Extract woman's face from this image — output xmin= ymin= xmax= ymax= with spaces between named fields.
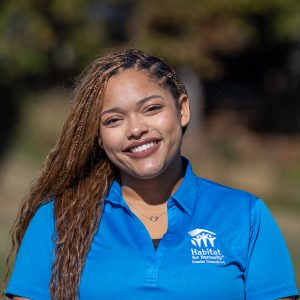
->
xmin=99 ymin=69 xmax=190 ymax=182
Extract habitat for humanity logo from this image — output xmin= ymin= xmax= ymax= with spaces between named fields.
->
xmin=188 ymin=228 xmax=225 ymax=265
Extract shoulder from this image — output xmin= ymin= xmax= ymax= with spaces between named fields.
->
xmin=15 ymin=200 xmax=56 ymax=266
xmin=191 ymin=175 xmax=270 ymax=231
xmin=197 ymin=176 xmax=259 ymax=208
xmin=30 ymin=200 xmax=55 ymax=225
xmin=34 ymin=200 xmax=55 ymax=218
xmin=5 ymin=201 xmax=55 ymax=299
xmin=194 ymin=176 xmax=283 ymax=237
xmin=22 ymin=200 xmax=55 ymax=243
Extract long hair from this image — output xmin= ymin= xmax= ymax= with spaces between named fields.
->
xmin=6 ymin=48 xmax=187 ymax=299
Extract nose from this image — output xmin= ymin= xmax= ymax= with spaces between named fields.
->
xmin=126 ymin=117 xmax=149 ymax=139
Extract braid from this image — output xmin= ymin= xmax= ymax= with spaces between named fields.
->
xmin=6 ymin=48 xmax=188 ymax=300
xmin=112 ymin=49 xmax=187 ymax=100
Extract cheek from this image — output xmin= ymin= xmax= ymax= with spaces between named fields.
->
xmin=99 ymin=128 xmax=120 ymax=151
xmin=156 ymin=113 xmax=182 ymax=134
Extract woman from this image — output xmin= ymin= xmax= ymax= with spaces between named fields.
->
xmin=5 ymin=49 xmax=299 ymax=299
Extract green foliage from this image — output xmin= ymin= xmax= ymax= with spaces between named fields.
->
xmin=0 ymin=0 xmax=115 ymax=83
xmin=1 ymin=0 xmax=300 ymax=84
xmin=129 ymin=0 xmax=300 ymax=78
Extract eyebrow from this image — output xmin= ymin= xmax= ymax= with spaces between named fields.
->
xmin=100 ymin=95 xmax=163 ymax=116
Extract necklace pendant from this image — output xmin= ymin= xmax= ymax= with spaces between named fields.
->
xmin=149 ymin=215 xmax=159 ymax=222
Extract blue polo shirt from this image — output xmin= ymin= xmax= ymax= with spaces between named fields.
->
xmin=5 ymin=159 xmax=299 ymax=299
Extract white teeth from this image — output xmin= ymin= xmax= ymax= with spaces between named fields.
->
xmin=130 ymin=141 xmax=157 ymax=153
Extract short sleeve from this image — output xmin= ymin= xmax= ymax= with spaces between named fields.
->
xmin=5 ymin=201 xmax=55 ymax=300
xmin=245 ymin=199 xmax=299 ymax=299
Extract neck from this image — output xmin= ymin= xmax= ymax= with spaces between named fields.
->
xmin=121 ymin=157 xmax=184 ymax=206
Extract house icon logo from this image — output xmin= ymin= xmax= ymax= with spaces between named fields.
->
xmin=188 ymin=228 xmax=216 ymax=248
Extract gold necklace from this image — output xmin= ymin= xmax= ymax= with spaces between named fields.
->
xmin=128 ymin=203 xmax=167 ymax=223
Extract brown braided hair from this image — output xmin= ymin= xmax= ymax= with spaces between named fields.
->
xmin=6 ymin=48 xmax=188 ymax=299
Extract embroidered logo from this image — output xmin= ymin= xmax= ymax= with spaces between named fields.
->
xmin=188 ymin=228 xmax=225 ymax=265
xmin=188 ymin=228 xmax=216 ymax=247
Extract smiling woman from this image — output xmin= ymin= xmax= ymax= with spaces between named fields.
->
xmin=4 ymin=49 xmax=299 ymax=300
xmin=100 ymin=69 xmax=189 ymax=182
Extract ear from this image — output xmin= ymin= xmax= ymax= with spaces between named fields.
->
xmin=178 ymin=94 xmax=190 ymax=128
xmin=98 ymin=138 xmax=103 ymax=149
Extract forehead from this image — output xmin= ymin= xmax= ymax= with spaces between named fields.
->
xmin=103 ymin=69 xmax=168 ymax=105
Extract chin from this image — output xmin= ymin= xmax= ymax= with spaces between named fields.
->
xmin=130 ymin=165 xmax=165 ymax=180
xmin=132 ymin=170 xmax=162 ymax=180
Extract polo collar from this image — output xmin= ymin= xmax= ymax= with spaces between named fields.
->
xmin=105 ymin=157 xmax=200 ymax=215
xmin=105 ymin=178 xmax=125 ymax=207
xmin=170 ymin=157 xmax=199 ymax=215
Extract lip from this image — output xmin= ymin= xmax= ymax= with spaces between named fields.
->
xmin=123 ymin=138 xmax=161 ymax=152
xmin=123 ymin=138 xmax=161 ymax=159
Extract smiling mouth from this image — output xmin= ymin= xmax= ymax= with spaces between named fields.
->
xmin=129 ymin=141 xmax=158 ymax=153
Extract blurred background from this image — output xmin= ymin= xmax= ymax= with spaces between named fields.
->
xmin=0 ymin=0 xmax=299 ymax=291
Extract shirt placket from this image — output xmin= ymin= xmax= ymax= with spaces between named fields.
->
xmin=124 ymin=198 xmax=188 ymax=287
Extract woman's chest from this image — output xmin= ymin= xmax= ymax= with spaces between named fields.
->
xmin=78 ymin=210 xmax=247 ymax=300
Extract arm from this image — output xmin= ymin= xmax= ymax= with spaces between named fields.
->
xmin=5 ymin=202 xmax=55 ymax=299
xmin=245 ymin=199 xmax=299 ymax=299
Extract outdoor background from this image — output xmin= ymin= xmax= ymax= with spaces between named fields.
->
xmin=0 ymin=0 xmax=299 ymax=293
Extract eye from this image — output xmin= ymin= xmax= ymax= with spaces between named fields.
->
xmin=144 ymin=104 xmax=163 ymax=114
xmin=103 ymin=117 xmax=122 ymax=127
